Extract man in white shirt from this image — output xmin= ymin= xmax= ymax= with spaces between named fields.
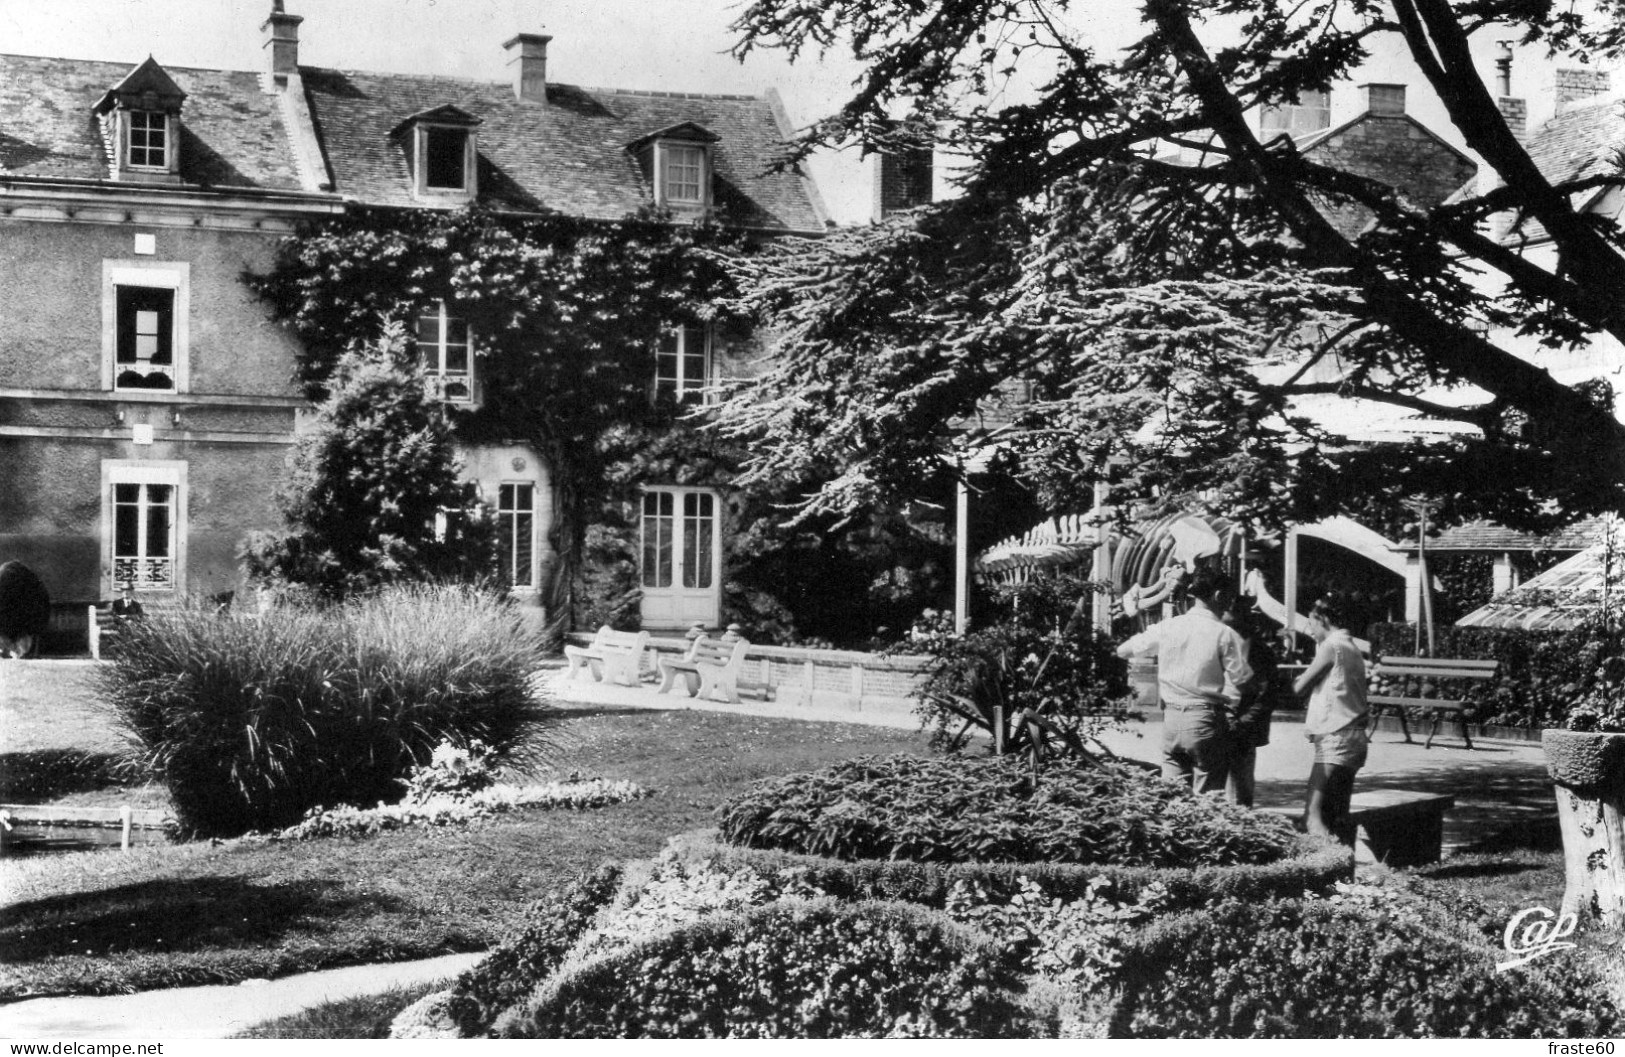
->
xmin=1116 ymin=569 xmax=1254 ymax=794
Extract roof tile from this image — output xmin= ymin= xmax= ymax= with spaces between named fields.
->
xmin=300 ymin=68 xmax=825 ymax=232
xmin=0 ymin=54 xmax=304 ymax=190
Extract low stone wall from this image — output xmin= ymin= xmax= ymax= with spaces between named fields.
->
xmin=565 ymin=631 xmax=932 ymax=711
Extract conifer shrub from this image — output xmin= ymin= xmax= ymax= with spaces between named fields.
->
xmin=1108 ymin=896 xmax=1622 ymax=1038
xmin=495 ymin=898 xmax=1051 ymax=1039
xmin=716 ymin=754 xmax=1298 ymax=867
xmin=99 ymin=583 xmax=548 ymax=837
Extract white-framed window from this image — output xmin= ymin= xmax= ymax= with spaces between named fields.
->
xmin=415 ymin=302 xmax=474 ymax=403
xmin=663 ymin=144 xmax=706 ymax=205
xmin=655 ymin=141 xmax=711 ymax=209
xmin=498 ymin=483 xmax=536 ymax=588
xmin=103 ymin=461 xmax=186 ymax=594
xmin=641 ymin=488 xmax=716 ymax=590
xmin=126 ymin=110 xmax=171 ymax=170
xmin=412 ymin=124 xmax=477 ymax=199
xmin=655 ymin=325 xmax=712 ymax=404
xmin=1261 ymin=88 xmax=1331 ymax=138
xmin=103 ymin=262 xmax=189 ymax=393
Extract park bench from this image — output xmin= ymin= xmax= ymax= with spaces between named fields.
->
xmin=1367 ymin=656 xmax=1499 ymax=750
xmin=657 ymin=634 xmax=750 ymax=704
xmin=1264 ymin=789 xmax=1455 ymax=866
xmin=562 ymin=626 xmax=650 ymax=688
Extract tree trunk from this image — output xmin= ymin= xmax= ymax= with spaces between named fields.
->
xmin=1544 ymin=729 xmax=1625 ymax=927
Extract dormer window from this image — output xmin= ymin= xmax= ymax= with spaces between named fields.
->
xmin=393 ymin=105 xmax=481 ymax=202
xmin=93 ymin=57 xmax=186 ymax=182
xmin=415 ymin=301 xmax=474 ymax=404
xmin=1260 ymin=88 xmax=1331 ymax=138
xmin=663 ymin=145 xmax=706 ymax=205
xmin=628 ymin=122 xmax=719 ymax=212
xmin=126 ymin=110 xmax=171 ymax=170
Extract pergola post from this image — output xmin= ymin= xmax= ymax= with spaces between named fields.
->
xmin=954 ymin=470 xmax=969 ymax=636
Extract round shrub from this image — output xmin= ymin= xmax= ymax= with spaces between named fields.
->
xmin=0 ymin=560 xmax=50 ymax=657
xmin=495 ymin=898 xmax=1052 ymax=1039
xmin=717 ymin=754 xmax=1298 ymax=867
xmin=1109 ymin=897 xmax=1622 ymax=1038
xmin=98 ymin=583 xmax=549 ymax=837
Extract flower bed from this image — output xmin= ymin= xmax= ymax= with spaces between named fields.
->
xmin=273 ymin=778 xmax=652 ymax=840
xmin=716 ymin=753 xmax=1299 ymax=867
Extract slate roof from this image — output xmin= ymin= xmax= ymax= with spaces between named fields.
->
xmin=1457 ymin=526 xmax=1622 ymax=630
xmin=1390 ymin=515 xmax=1612 ymax=553
xmin=1492 ymin=95 xmax=1625 ymax=243
xmin=298 ymin=67 xmax=827 ymax=233
xmin=0 ymin=54 xmax=305 ymax=191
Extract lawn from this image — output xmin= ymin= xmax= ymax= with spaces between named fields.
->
xmin=1 ymin=658 xmax=1604 ymax=1036
xmin=0 ymin=695 xmax=930 ymax=999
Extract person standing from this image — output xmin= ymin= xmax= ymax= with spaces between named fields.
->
xmin=1222 ymin=600 xmax=1279 ymax=808
xmin=1293 ymin=593 xmax=1369 ymax=839
xmin=1116 ymin=570 xmax=1253 ymax=794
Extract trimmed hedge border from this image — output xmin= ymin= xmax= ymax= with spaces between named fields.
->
xmin=493 ymin=897 xmax=1052 ymax=1039
xmin=669 ymin=829 xmax=1351 ymax=912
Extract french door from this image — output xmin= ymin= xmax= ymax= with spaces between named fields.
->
xmin=639 ymin=486 xmax=721 ymax=629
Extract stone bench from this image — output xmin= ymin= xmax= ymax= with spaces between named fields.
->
xmin=1264 ymin=788 xmax=1454 ymax=867
xmin=562 ymin=626 xmax=650 ymax=688
xmin=657 ymin=634 xmax=750 ymax=704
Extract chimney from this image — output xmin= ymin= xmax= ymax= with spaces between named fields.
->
xmin=504 ymin=34 xmax=551 ymax=104
xmin=1496 ymin=40 xmax=1514 ymax=97
xmin=1498 ymin=97 xmax=1527 ymax=144
xmin=1360 ymin=83 xmax=1406 ymax=116
xmin=1556 ymin=67 xmax=1612 ymax=112
xmin=261 ymin=1 xmax=302 ymax=79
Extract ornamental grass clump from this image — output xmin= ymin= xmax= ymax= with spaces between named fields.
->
xmin=717 ymin=754 xmax=1296 ymax=867
xmin=98 ymin=583 xmax=549 ymax=837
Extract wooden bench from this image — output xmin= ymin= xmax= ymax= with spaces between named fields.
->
xmin=657 ymin=634 xmax=750 ymax=704
xmin=1263 ymin=789 xmax=1455 ymax=867
xmin=1367 ymin=656 xmax=1499 ymax=750
xmin=562 ymin=626 xmax=650 ymax=688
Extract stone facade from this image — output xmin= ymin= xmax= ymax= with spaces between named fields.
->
xmin=0 ymin=3 xmax=827 ymax=640
xmin=1302 ymin=89 xmax=1478 ymax=240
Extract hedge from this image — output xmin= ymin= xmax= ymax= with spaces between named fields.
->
xmin=494 ymin=898 xmax=1052 ymax=1039
xmin=1368 ymin=622 xmax=1601 ymax=730
xmin=668 ymin=829 xmax=1350 ymax=913
xmin=391 ymin=863 xmax=624 ymax=1039
xmin=1108 ymin=897 xmax=1621 ymax=1038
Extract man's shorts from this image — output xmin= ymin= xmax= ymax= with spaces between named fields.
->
xmin=1310 ymin=726 xmax=1369 ymax=770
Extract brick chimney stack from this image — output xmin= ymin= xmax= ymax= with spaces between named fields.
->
xmin=504 ymin=34 xmax=551 ymax=104
xmin=1493 ymin=43 xmax=1526 ymax=145
xmin=1556 ymin=68 xmax=1612 ymax=112
xmin=262 ymin=1 xmax=302 ymax=79
xmin=1361 ymin=83 xmax=1406 ymax=116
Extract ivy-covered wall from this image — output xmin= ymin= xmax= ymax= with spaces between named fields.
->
xmin=246 ymin=206 xmax=983 ymax=647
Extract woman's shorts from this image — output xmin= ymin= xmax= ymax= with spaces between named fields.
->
xmin=1311 ymin=726 xmax=1369 ymax=770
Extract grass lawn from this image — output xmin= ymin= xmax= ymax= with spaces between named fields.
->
xmin=0 ymin=702 xmax=930 ymax=999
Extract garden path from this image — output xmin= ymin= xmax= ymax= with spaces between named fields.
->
xmin=543 ymin=669 xmax=1558 ymax=858
xmin=0 ymin=952 xmax=480 ymax=1039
